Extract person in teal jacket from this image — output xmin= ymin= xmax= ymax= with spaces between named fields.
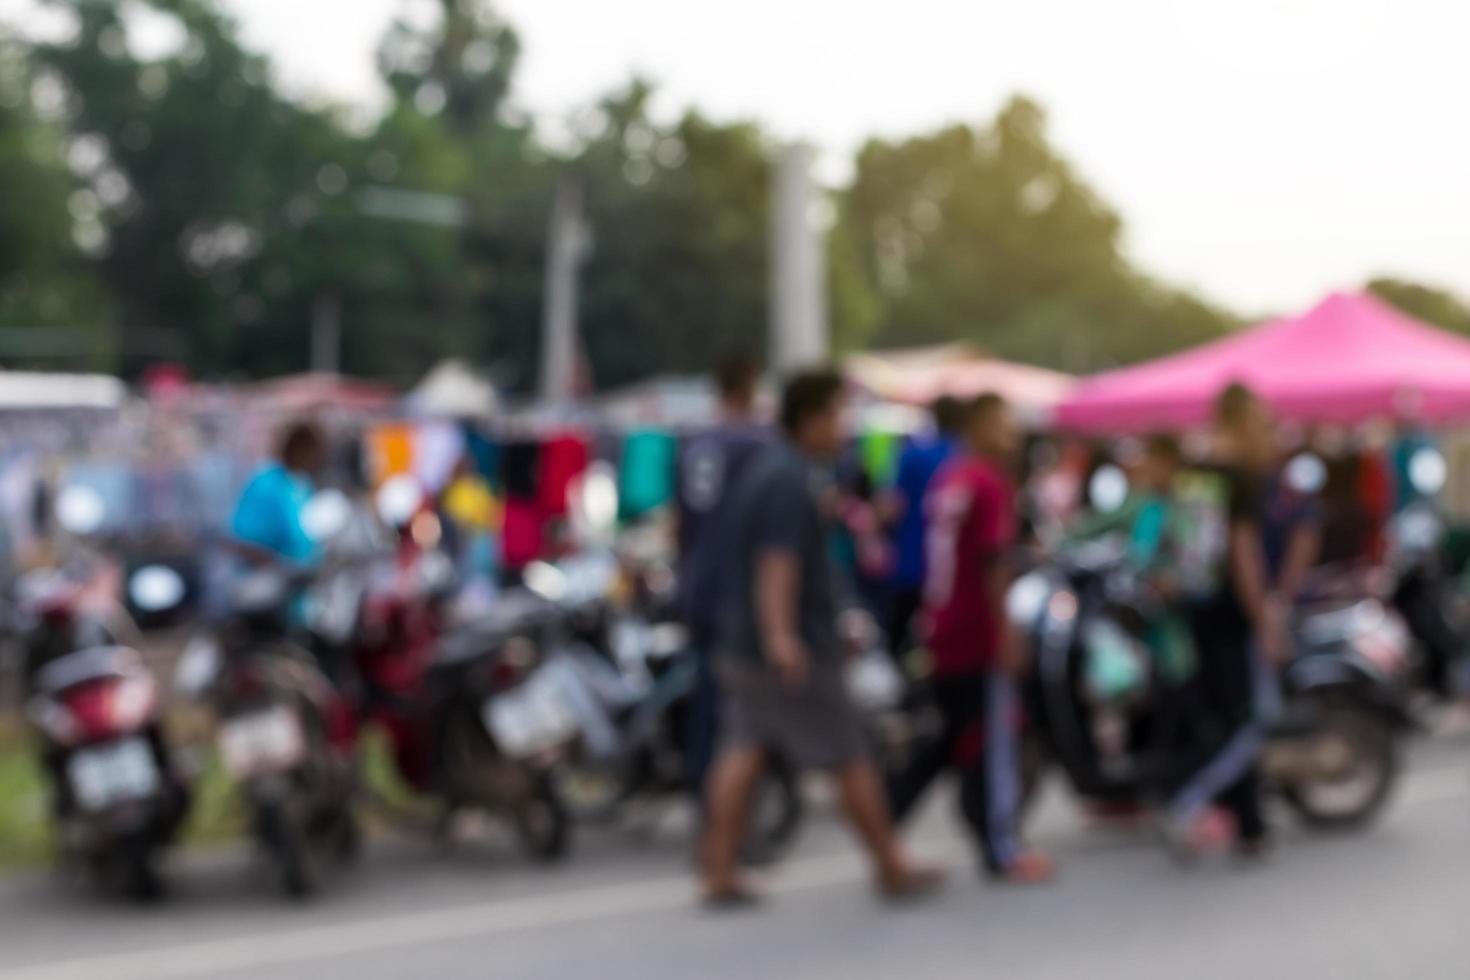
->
xmin=1069 ymin=434 xmax=1194 ymax=684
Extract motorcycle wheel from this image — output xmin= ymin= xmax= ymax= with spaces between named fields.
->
xmin=119 ymin=848 xmax=165 ymax=903
xmin=514 ymin=776 xmax=571 ymax=863
xmin=746 ymin=756 xmax=803 ymax=857
xmin=257 ymin=798 xmax=319 ymax=899
xmin=1280 ymin=693 xmax=1400 ymax=830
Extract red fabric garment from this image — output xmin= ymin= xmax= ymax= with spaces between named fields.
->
xmin=538 ymin=432 xmax=591 ymax=518
xmin=922 ymin=456 xmax=1016 ymax=675
xmin=501 ymin=497 xmax=544 ymax=569
xmin=1358 ymin=450 xmax=1392 ymax=564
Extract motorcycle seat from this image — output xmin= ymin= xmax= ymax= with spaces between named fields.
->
xmin=36 ymin=645 xmax=145 ymax=694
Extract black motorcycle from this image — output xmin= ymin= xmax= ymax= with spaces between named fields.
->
xmin=527 ymin=553 xmax=805 ymax=857
xmin=1011 ymin=541 xmax=1410 ymax=829
xmin=180 ymin=565 xmax=359 ymax=898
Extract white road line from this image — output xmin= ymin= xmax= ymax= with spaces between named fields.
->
xmin=4 ymin=764 xmax=1465 ymax=980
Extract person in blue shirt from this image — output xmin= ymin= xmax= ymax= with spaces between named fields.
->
xmin=231 ymin=422 xmax=327 ymax=567
xmin=675 ymin=357 xmax=768 ymax=806
xmin=883 ymin=396 xmax=964 ymax=658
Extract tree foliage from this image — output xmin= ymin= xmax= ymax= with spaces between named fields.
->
xmin=1369 ymin=277 xmax=1470 ymax=336
xmin=840 ymin=96 xmax=1236 ymax=371
xmin=2 ymin=2 xmax=1241 ymax=387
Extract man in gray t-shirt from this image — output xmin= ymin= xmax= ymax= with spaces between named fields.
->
xmin=700 ymin=369 xmax=942 ymax=908
xmin=715 ymin=442 xmax=841 ymax=670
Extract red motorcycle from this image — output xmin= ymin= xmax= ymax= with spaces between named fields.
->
xmin=16 ymin=567 xmax=189 ymax=900
xmin=350 ymin=483 xmax=573 ymax=861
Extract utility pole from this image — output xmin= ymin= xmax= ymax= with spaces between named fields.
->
xmin=770 ymin=143 xmax=829 ymax=373
xmin=311 ymin=293 xmax=341 ymax=375
xmin=540 ymin=178 xmax=591 ymax=403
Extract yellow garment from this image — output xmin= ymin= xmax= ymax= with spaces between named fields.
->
xmin=443 ymin=475 xmax=501 ymax=532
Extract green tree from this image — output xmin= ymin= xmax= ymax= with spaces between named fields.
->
xmin=840 ymin=96 xmax=1234 ymax=371
xmin=569 ymin=80 xmax=773 ymax=390
xmin=0 ymin=38 xmax=110 ymax=365
xmin=1368 ymin=277 xmax=1470 ymax=336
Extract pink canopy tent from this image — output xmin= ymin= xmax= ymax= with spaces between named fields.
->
xmin=1056 ymin=292 xmax=1470 ymax=432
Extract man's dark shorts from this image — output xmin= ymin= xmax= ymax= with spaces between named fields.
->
xmin=716 ymin=657 xmax=868 ymax=772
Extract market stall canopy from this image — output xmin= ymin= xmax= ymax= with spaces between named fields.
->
xmin=407 ymin=359 xmax=500 ymax=419
xmin=0 ymin=371 xmax=126 ymax=411
xmin=243 ymin=373 xmax=395 ymax=416
xmin=846 ymin=343 xmax=1075 ymax=417
xmin=1056 ymin=292 xmax=1470 ymax=432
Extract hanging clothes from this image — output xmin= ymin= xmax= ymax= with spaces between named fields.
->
xmin=501 ymin=439 xmax=542 ymax=501
xmin=539 ymin=432 xmax=591 ymax=519
xmin=367 ymin=424 xmax=415 ymax=486
xmin=501 ymin=497 xmax=543 ymax=570
xmin=619 ymin=428 xmax=676 ymax=520
xmin=413 ymin=421 xmax=465 ymax=495
xmin=500 ymin=439 xmax=544 ymax=570
xmin=462 ymin=425 xmax=502 ymax=492
xmin=859 ymin=429 xmax=905 ymax=488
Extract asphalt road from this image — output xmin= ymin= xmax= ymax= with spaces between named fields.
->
xmin=2 ymin=737 xmax=1469 ymax=980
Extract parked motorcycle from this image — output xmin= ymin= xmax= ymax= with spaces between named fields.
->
xmin=524 ymin=550 xmax=807 ymax=857
xmin=1386 ymin=446 xmax=1470 ymax=703
xmin=349 ymin=475 xmax=575 ymax=861
xmin=176 ymin=488 xmax=365 ymax=900
xmin=1010 ymin=533 xmax=1411 ymax=830
xmin=14 ymin=485 xmax=190 ymax=899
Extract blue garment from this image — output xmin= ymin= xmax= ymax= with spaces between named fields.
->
xmin=230 ymin=464 xmax=318 ymax=563
xmin=889 ymin=435 xmax=956 ymax=589
xmin=676 ymin=423 xmax=768 ymax=628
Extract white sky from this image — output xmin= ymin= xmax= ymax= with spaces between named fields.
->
xmin=4 ymin=0 xmax=1468 ymax=315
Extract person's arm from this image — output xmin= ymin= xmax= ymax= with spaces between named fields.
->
xmin=750 ymin=470 xmax=812 ymax=687
xmin=1277 ymin=523 xmax=1321 ymax=601
xmin=755 ymin=548 xmax=808 ymax=687
xmin=1228 ymin=518 xmax=1286 ymax=664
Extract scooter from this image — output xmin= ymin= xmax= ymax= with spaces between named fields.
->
xmin=14 ymin=485 xmax=191 ymax=899
xmin=349 ymin=476 xmax=574 ymax=861
xmin=524 ymin=550 xmax=807 ymax=857
xmin=1386 ymin=446 xmax=1470 ymax=703
xmin=1010 ymin=536 xmax=1411 ymax=830
xmin=178 ymin=560 xmax=360 ymax=899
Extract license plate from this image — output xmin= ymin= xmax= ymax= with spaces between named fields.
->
xmin=68 ymin=738 xmax=161 ymax=813
xmin=220 ymin=706 xmax=307 ymax=778
xmin=484 ymin=665 xmax=580 ymax=758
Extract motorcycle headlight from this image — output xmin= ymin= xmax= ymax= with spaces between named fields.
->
xmin=129 ymin=564 xmax=186 ymax=613
xmin=175 ymin=635 xmax=223 ymax=698
xmin=1005 ymin=573 xmax=1052 ymax=627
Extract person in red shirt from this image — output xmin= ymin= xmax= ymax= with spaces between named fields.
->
xmin=888 ymin=393 xmax=1054 ymax=883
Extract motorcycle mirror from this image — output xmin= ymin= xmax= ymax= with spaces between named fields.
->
xmin=174 ymin=634 xmax=222 ymax=697
xmin=55 ymin=484 xmax=107 ymax=536
xmin=1088 ymin=464 xmax=1129 ymax=514
xmin=523 ymin=561 xmax=568 ymax=602
xmin=1284 ymin=453 xmax=1327 ymax=495
xmin=1409 ymin=447 xmax=1447 ymax=496
xmin=301 ymin=488 xmax=352 ymax=543
xmin=376 ymin=475 xmax=423 ymax=529
xmin=1006 ymin=572 xmax=1051 ymax=626
xmin=129 ymin=564 xmax=186 ymax=613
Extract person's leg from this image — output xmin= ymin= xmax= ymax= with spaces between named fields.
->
xmin=886 ymin=676 xmax=967 ymax=824
xmin=835 ymin=758 xmax=944 ymax=896
xmin=1164 ymin=609 xmax=1263 ymax=850
xmin=685 ymin=628 xmax=720 ymax=807
xmin=700 ymin=747 xmax=767 ymax=899
xmin=886 ymin=586 xmax=922 ymax=662
xmin=958 ymin=672 xmax=1053 ymax=880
